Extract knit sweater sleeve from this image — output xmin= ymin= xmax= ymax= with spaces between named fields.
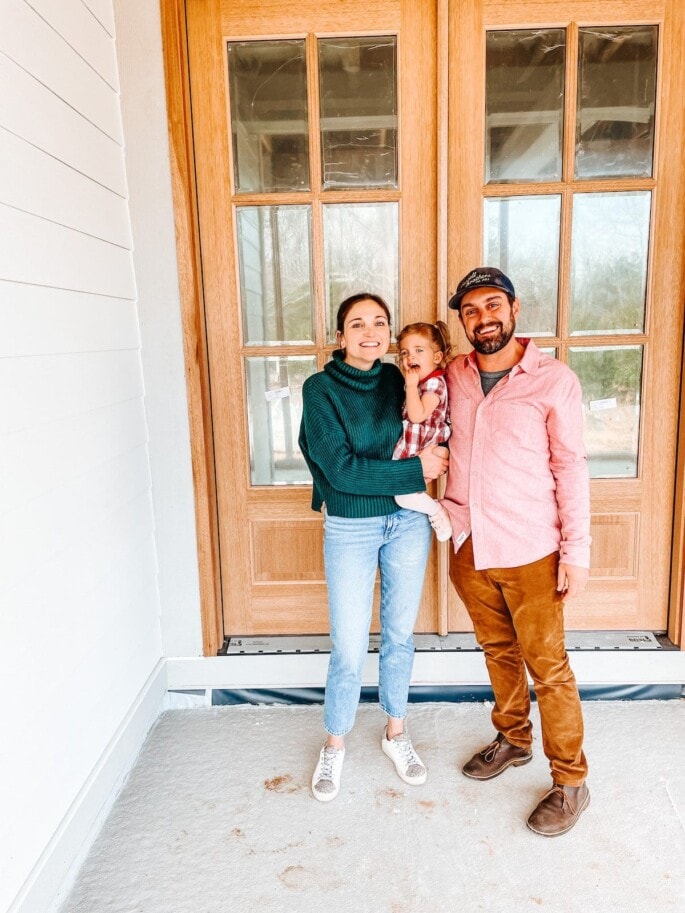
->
xmin=300 ymin=375 xmax=426 ymax=497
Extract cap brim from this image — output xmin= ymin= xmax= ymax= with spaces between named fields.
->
xmin=447 ymin=292 xmax=461 ymax=310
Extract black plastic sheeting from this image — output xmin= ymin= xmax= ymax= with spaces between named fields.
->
xmin=211 ymin=682 xmax=684 ymax=706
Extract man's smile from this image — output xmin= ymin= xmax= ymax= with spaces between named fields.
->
xmin=475 ymin=322 xmax=502 ymax=337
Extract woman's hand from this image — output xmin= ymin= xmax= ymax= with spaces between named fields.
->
xmin=418 ymin=445 xmax=449 ymax=481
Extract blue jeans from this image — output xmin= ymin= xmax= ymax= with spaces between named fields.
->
xmin=322 ymin=509 xmax=432 ymax=736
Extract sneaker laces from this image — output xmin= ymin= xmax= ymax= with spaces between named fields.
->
xmin=317 ymin=746 xmax=341 ymax=783
xmin=392 ymin=733 xmax=424 ymax=772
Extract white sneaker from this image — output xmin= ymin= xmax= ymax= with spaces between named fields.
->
xmin=382 ymin=728 xmax=427 ymax=785
xmin=429 ymin=506 xmax=452 ymax=542
xmin=311 ymin=744 xmax=345 ymax=802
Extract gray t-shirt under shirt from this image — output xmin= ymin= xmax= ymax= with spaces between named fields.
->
xmin=479 ymin=367 xmax=512 ymax=396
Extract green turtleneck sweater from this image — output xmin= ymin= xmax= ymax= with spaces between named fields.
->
xmin=299 ymin=350 xmax=426 ymax=517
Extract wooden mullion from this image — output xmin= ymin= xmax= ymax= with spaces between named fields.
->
xmin=304 ymin=33 xmax=327 ymax=351
xmin=556 ymin=21 xmax=579 ymax=355
xmin=319 ymin=189 xmax=402 ymax=203
xmin=306 ymin=32 xmax=323 ymax=196
xmin=233 ymin=192 xmax=315 ymax=206
xmin=483 ymin=178 xmax=656 ymax=199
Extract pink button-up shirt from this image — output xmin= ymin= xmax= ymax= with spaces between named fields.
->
xmin=443 ymin=339 xmax=591 ymax=570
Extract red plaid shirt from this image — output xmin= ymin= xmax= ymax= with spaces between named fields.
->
xmin=392 ymin=370 xmax=450 ymax=460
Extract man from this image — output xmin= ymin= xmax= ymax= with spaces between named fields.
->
xmin=443 ymin=267 xmax=591 ymax=837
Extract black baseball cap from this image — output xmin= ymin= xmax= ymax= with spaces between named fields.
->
xmin=448 ymin=267 xmax=516 ymax=311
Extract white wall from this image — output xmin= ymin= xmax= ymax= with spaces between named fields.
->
xmin=0 ymin=1 xmax=164 ymax=910
xmin=113 ymin=0 xmax=204 ymax=658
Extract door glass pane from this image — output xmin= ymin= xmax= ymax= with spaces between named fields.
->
xmin=570 ymin=192 xmax=650 ymax=335
xmin=319 ymin=36 xmax=397 ymax=190
xmin=237 ymin=206 xmax=314 ymax=345
xmin=323 ymin=203 xmax=399 ymax=341
xmin=569 ymin=345 xmax=642 ymax=478
xmin=485 ymin=29 xmax=565 ymax=183
xmin=575 ymin=26 xmax=658 ymax=180
xmin=228 ymin=40 xmax=309 ymax=193
xmin=246 ymin=356 xmax=316 ymax=485
xmin=318 ymin=37 xmax=397 ymax=189
xmin=483 ymin=195 xmax=561 ymax=335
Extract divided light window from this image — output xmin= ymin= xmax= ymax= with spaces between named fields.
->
xmin=483 ymin=25 xmax=658 ymax=478
xmin=226 ymin=37 xmax=399 ymax=485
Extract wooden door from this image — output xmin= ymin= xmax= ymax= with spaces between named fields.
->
xmin=447 ymin=0 xmax=685 ymax=631
xmin=185 ymin=0 xmax=441 ymax=635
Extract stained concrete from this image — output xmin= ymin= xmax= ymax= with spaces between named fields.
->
xmin=60 ymin=700 xmax=685 ymax=913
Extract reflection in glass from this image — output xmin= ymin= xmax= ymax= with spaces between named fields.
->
xmin=324 ymin=203 xmax=399 ymax=341
xmin=570 ymin=192 xmax=650 ymax=335
xmin=483 ymin=195 xmax=561 ymax=335
xmin=228 ymin=40 xmax=309 ymax=192
xmin=576 ymin=26 xmax=657 ymax=180
xmin=318 ymin=37 xmax=397 ymax=189
xmin=237 ymin=206 xmax=314 ymax=345
xmin=485 ymin=29 xmax=565 ymax=183
xmin=246 ymin=356 xmax=317 ymax=485
xmin=569 ymin=346 xmax=642 ymax=478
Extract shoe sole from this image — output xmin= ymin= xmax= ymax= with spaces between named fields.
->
xmin=382 ymin=741 xmax=427 ymax=786
xmin=526 ymin=790 xmax=591 ymax=837
xmin=461 ymin=752 xmax=533 ymax=780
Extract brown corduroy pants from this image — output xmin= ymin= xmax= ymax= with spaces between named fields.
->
xmin=450 ymin=535 xmax=588 ymax=785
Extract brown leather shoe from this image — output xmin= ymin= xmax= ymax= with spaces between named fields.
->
xmin=462 ymin=732 xmax=533 ymax=780
xmin=527 ymin=782 xmax=590 ymax=836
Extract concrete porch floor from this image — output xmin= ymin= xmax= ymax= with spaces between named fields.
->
xmin=60 ymin=699 xmax=685 ymax=913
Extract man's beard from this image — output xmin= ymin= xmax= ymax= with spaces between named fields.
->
xmin=467 ymin=316 xmax=516 ymax=355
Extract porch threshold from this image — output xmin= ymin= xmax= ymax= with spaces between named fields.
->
xmin=221 ymin=630 xmax=666 ymax=655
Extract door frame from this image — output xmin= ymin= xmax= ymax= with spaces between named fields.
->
xmin=159 ymin=0 xmax=685 ymax=655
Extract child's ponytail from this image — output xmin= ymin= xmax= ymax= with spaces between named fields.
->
xmin=434 ymin=320 xmax=454 ymax=368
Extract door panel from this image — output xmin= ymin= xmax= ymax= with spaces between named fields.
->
xmin=447 ymin=0 xmax=685 ymax=631
xmin=186 ymin=0 xmax=439 ymax=634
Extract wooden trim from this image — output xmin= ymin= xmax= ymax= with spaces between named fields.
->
xmin=672 ymin=355 xmax=685 ymax=645
xmin=160 ymin=0 xmax=223 ymax=655
xmin=665 ymin=0 xmax=685 ymax=646
xmin=436 ymin=0 xmax=449 ymax=636
xmin=447 ymin=0 xmax=483 ymax=356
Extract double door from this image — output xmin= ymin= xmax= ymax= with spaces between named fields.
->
xmin=181 ymin=0 xmax=685 ymax=641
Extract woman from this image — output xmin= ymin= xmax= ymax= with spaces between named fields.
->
xmin=298 ymin=293 xmax=448 ymax=802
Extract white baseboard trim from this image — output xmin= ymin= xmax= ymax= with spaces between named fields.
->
xmin=166 ymin=649 xmax=685 ymax=691
xmin=9 ymin=659 xmax=167 ymax=913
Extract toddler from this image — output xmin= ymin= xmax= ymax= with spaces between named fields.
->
xmin=393 ymin=321 xmax=453 ymax=541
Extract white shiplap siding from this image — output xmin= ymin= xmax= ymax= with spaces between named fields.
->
xmin=0 ymin=52 xmax=127 ymax=193
xmin=0 ymin=2 xmax=163 ymax=911
xmin=3 ymin=0 xmax=124 ymax=141
xmin=24 ymin=0 xmax=121 ymax=90
xmin=81 ymin=0 xmax=116 ymax=38
xmin=0 ymin=128 xmax=131 ymax=244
